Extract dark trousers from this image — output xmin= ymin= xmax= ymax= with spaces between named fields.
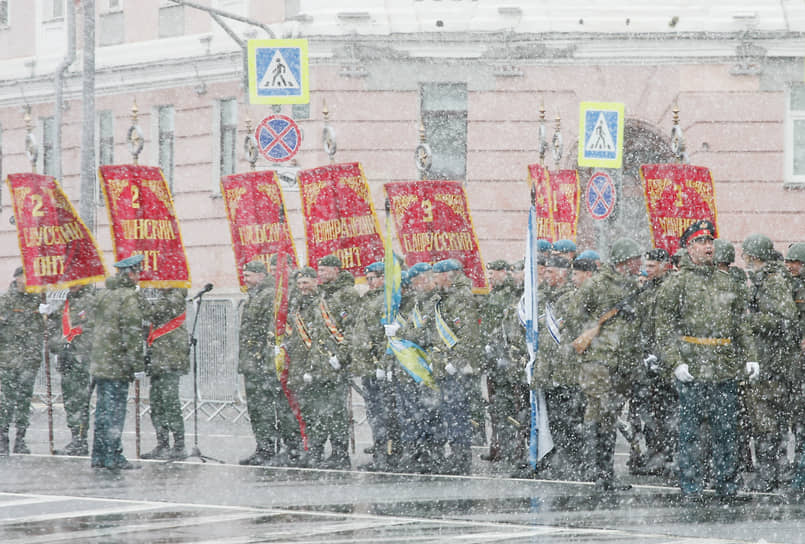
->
xmin=243 ymin=370 xmax=293 ymax=453
xmin=677 ymin=380 xmax=739 ymax=496
xmin=91 ymin=379 xmax=129 ymax=468
xmin=440 ymin=375 xmax=471 ymax=450
xmin=60 ymin=358 xmax=91 ymax=436
xmin=0 ymin=366 xmax=38 ymax=433
xmin=149 ymin=372 xmax=184 ymax=437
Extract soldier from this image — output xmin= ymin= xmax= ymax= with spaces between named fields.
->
xmin=351 ymin=261 xmax=397 ymax=471
xmin=569 ymin=238 xmax=642 ymax=493
xmin=140 ymin=288 xmax=190 ymax=460
xmin=51 ymin=284 xmax=97 ymax=456
xmin=787 ymin=243 xmax=805 ymax=499
xmin=553 ymin=239 xmax=577 ymax=261
xmin=90 ymin=255 xmax=146 ymax=470
xmin=429 ymin=258 xmax=481 ymax=475
xmin=0 ymin=267 xmax=46 ymax=455
xmin=238 ymin=260 xmax=293 ymax=466
xmin=654 ymin=221 xmax=758 ymax=502
xmin=742 ymin=233 xmax=800 ymax=492
xmin=479 ymin=259 xmax=517 ymax=463
xmin=314 ymin=254 xmax=360 ymax=469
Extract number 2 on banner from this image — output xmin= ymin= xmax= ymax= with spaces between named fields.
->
xmin=30 ymin=194 xmax=44 ymax=217
xmin=131 ymin=185 xmax=140 ymax=209
xmin=422 ymin=199 xmax=433 ymax=222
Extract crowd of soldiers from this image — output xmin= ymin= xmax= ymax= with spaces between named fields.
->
xmin=2 ymin=221 xmax=805 ymax=504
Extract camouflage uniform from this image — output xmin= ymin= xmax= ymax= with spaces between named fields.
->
xmin=0 ymin=277 xmax=45 ymax=454
xmin=142 ymin=288 xmax=189 ymax=459
xmin=51 ymin=285 xmax=97 ymax=456
xmin=90 ymin=271 xmax=145 ymax=469
xmin=655 ymin=255 xmax=757 ymax=498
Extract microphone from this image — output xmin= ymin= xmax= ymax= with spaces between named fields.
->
xmin=189 ymin=283 xmax=213 ymax=301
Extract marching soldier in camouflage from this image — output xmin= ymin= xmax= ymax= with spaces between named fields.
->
xmin=429 ymin=258 xmax=481 ymax=475
xmin=479 ymin=259 xmax=518 ymax=463
xmin=313 ymin=254 xmax=361 ymax=469
xmin=0 ymin=267 xmax=46 ymax=455
xmin=654 ymin=221 xmax=758 ymax=502
xmin=785 ymin=242 xmax=805 ymax=498
xmin=90 ymin=255 xmax=146 ymax=470
xmin=140 ymin=288 xmax=190 ymax=460
xmin=568 ymin=238 xmax=643 ymax=492
xmin=741 ymin=233 xmax=800 ymax=492
xmin=238 ymin=260 xmax=293 ymax=466
xmin=351 ymin=261 xmax=398 ymax=471
xmin=51 ymin=284 xmax=97 ymax=456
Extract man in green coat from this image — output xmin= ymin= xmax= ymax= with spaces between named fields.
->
xmin=786 ymin=242 xmax=805 ymax=498
xmin=0 ymin=267 xmax=45 ymax=455
xmin=742 ymin=233 xmax=800 ymax=492
xmin=654 ymin=221 xmax=758 ymax=502
xmin=140 ymin=288 xmax=189 ymax=460
xmin=90 ymin=255 xmax=146 ymax=470
xmin=51 ymin=284 xmax=97 ymax=456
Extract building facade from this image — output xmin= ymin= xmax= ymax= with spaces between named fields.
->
xmin=2 ymin=0 xmax=805 ymax=291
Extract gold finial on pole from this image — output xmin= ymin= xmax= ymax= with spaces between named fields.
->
xmin=244 ymin=118 xmax=258 ymax=171
xmin=127 ymin=99 xmax=144 ymax=165
xmin=670 ymin=103 xmax=686 ymax=164
xmin=415 ymin=120 xmax=432 ymax=181
xmin=322 ymin=99 xmax=337 ymax=164
xmin=538 ymin=101 xmax=547 ymax=166
xmin=23 ymin=105 xmax=38 ymax=173
xmin=552 ymin=113 xmax=563 ymax=166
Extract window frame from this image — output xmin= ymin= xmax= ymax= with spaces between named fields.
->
xmin=785 ymin=84 xmax=805 ymax=187
xmin=156 ymin=105 xmax=176 ymax=192
xmin=420 ymin=82 xmax=468 ymax=181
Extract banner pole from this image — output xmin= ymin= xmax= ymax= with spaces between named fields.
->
xmin=41 ymin=294 xmax=54 ymax=455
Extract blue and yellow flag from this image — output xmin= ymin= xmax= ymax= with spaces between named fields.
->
xmin=434 ymin=300 xmax=458 ymax=349
xmin=388 ymin=338 xmax=436 ymax=389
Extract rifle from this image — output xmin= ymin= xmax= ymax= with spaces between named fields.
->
xmin=571 ymin=283 xmax=648 ymax=355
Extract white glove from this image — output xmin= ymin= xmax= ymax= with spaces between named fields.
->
xmin=303 ymin=372 xmax=312 ymax=384
xmin=274 ymin=345 xmax=282 ymax=356
xmin=674 ymin=364 xmax=694 ymax=383
xmin=643 ymin=354 xmax=659 ymax=371
xmin=328 ymin=355 xmax=341 ymax=370
xmin=445 ymin=363 xmax=457 ymax=376
xmin=384 ymin=322 xmax=401 ymax=337
xmin=386 ymin=369 xmax=393 ymax=382
xmin=484 ymin=344 xmax=493 ymax=355
xmin=38 ymin=303 xmax=51 ymax=315
xmin=375 ymin=368 xmax=386 ymax=381
xmin=745 ymin=361 xmax=760 ymax=382
xmin=461 ymin=364 xmax=474 ymax=376
xmin=134 ymin=371 xmax=146 ymax=381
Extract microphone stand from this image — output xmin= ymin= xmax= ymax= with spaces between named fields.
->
xmin=168 ymin=290 xmax=223 ymax=464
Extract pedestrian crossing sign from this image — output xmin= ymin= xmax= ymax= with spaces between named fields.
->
xmin=577 ymin=102 xmax=625 ymax=168
xmin=248 ymin=39 xmax=309 ymax=105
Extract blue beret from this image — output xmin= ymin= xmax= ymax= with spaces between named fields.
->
xmin=365 ymin=261 xmax=385 ymax=274
xmin=553 ymin=239 xmax=577 ymax=253
xmin=114 ymin=254 xmax=144 ymax=269
xmin=577 ymin=250 xmax=600 ymax=261
xmin=407 ymin=262 xmax=431 ymax=279
xmin=432 ymin=258 xmax=462 ymax=273
xmin=400 ymin=270 xmax=411 ymax=287
xmin=537 ymin=239 xmax=553 ymax=252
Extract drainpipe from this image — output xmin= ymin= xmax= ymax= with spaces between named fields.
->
xmin=79 ymin=0 xmax=96 ymax=232
xmin=53 ymin=0 xmax=76 ymax=182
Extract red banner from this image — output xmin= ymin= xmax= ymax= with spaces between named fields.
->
xmin=221 ymin=170 xmax=298 ymax=291
xmin=7 ymin=173 xmax=106 ymax=292
xmin=549 ymin=170 xmax=581 ymax=242
xmin=527 ymin=164 xmax=555 ymax=242
xmin=297 ymin=162 xmax=384 ymax=278
xmin=98 ymin=165 xmax=190 ymax=288
xmin=384 ymin=180 xmax=489 ymax=294
xmin=640 ymin=164 xmax=719 ymax=255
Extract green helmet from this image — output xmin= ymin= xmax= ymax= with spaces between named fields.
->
xmin=786 ymin=242 xmax=805 ymax=263
xmin=713 ymin=238 xmax=735 ymax=265
xmin=742 ymin=233 xmax=774 ymax=261
xmin=609 ymin=238 xmax=642 ymax=264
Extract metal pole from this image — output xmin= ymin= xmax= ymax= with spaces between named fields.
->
xmin=79 ymin=0 xmax=97 ymax=232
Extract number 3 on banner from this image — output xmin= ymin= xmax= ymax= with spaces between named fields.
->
xmin=422 ymin=199 xmax=433 ymax=222
xmin=131 ymin=185 xmax=140 ymax=209
xmin=31 ymin=194 xmax=44 ymax=217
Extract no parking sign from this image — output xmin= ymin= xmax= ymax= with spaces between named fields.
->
xmin=255 ymin=115 xmax=302 ymax=163
xmin=585 ymin=172 xmax=616 ymax=220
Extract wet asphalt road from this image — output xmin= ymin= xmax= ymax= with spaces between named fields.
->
xmin=0 ymin=403 xmax=802 ymax=543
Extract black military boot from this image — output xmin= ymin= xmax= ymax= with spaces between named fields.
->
xmin=13 ymin=428 xmax=30 ymax=454
xmin=581 ymin=422 xmax=600 ymax=482
xmin=358 ymin=440 xmax=389 ymax=471
xmin=594 ymin=427 xmax=617 ymax=493
xmin=55 ymin=428 xmax=87 ymax=456
xmin=0 ymin=429 xmax=8 ymax=455
xmin=170 ymin=429 xmax=187 ymax=459
xmin=239 ymin=444 xmax=274 ymax=466
xmin=747 ymin=435 xmax=778 ymax=492
xmin=141 ymin=428 xmax=171 ymax=460
xmin=321 ymin=439 xmax=351 ymax=470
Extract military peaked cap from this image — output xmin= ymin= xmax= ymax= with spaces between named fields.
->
xmin=432 ymin=259 xmax=463 ymax=273
xmin=114 ymin=254 xmax=144 ymax=270
xmin=680 ymin=220 xmax=716 ymax=247
xmin=487 ymin=259 xmax=510 ymax=271
xmin=645 ymin=248 xmax=670 ymax=262
xmin=243 ymin=260 xmax=267 ymax=274
xmin=295 ymin=266 xmax=317 ymax=279
xmin=318 ymin=254 xmax=342 ymax=268
xmin=13 ymin=266 xmax=23 ymax=277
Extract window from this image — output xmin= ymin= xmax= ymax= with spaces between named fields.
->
xmin=99 ymin=10 xmax=124 ymax=46
xmin=0 ymin=1 xmax=9 ymax=27
xmin=98 ymin=110 xmax=114 ymax=203
xmin=787 ymin=85 xmax=805 ymax=186
xmin=42 ymin=116 xmax=56 ymax=177
xmin=157 ymin=106 xmax=175 ymax=191
xmin=421 ymin=82 xmax=467 ymax=180
xmin=43 ymin=0 xmax=64 ymax=20
xmin=105 ymin=0 xmax=123 ymax=11
xmin=219 ymin=98 xmax=238 ymax=178
xmin=159 ymin=4 xmax=184 ymax=38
